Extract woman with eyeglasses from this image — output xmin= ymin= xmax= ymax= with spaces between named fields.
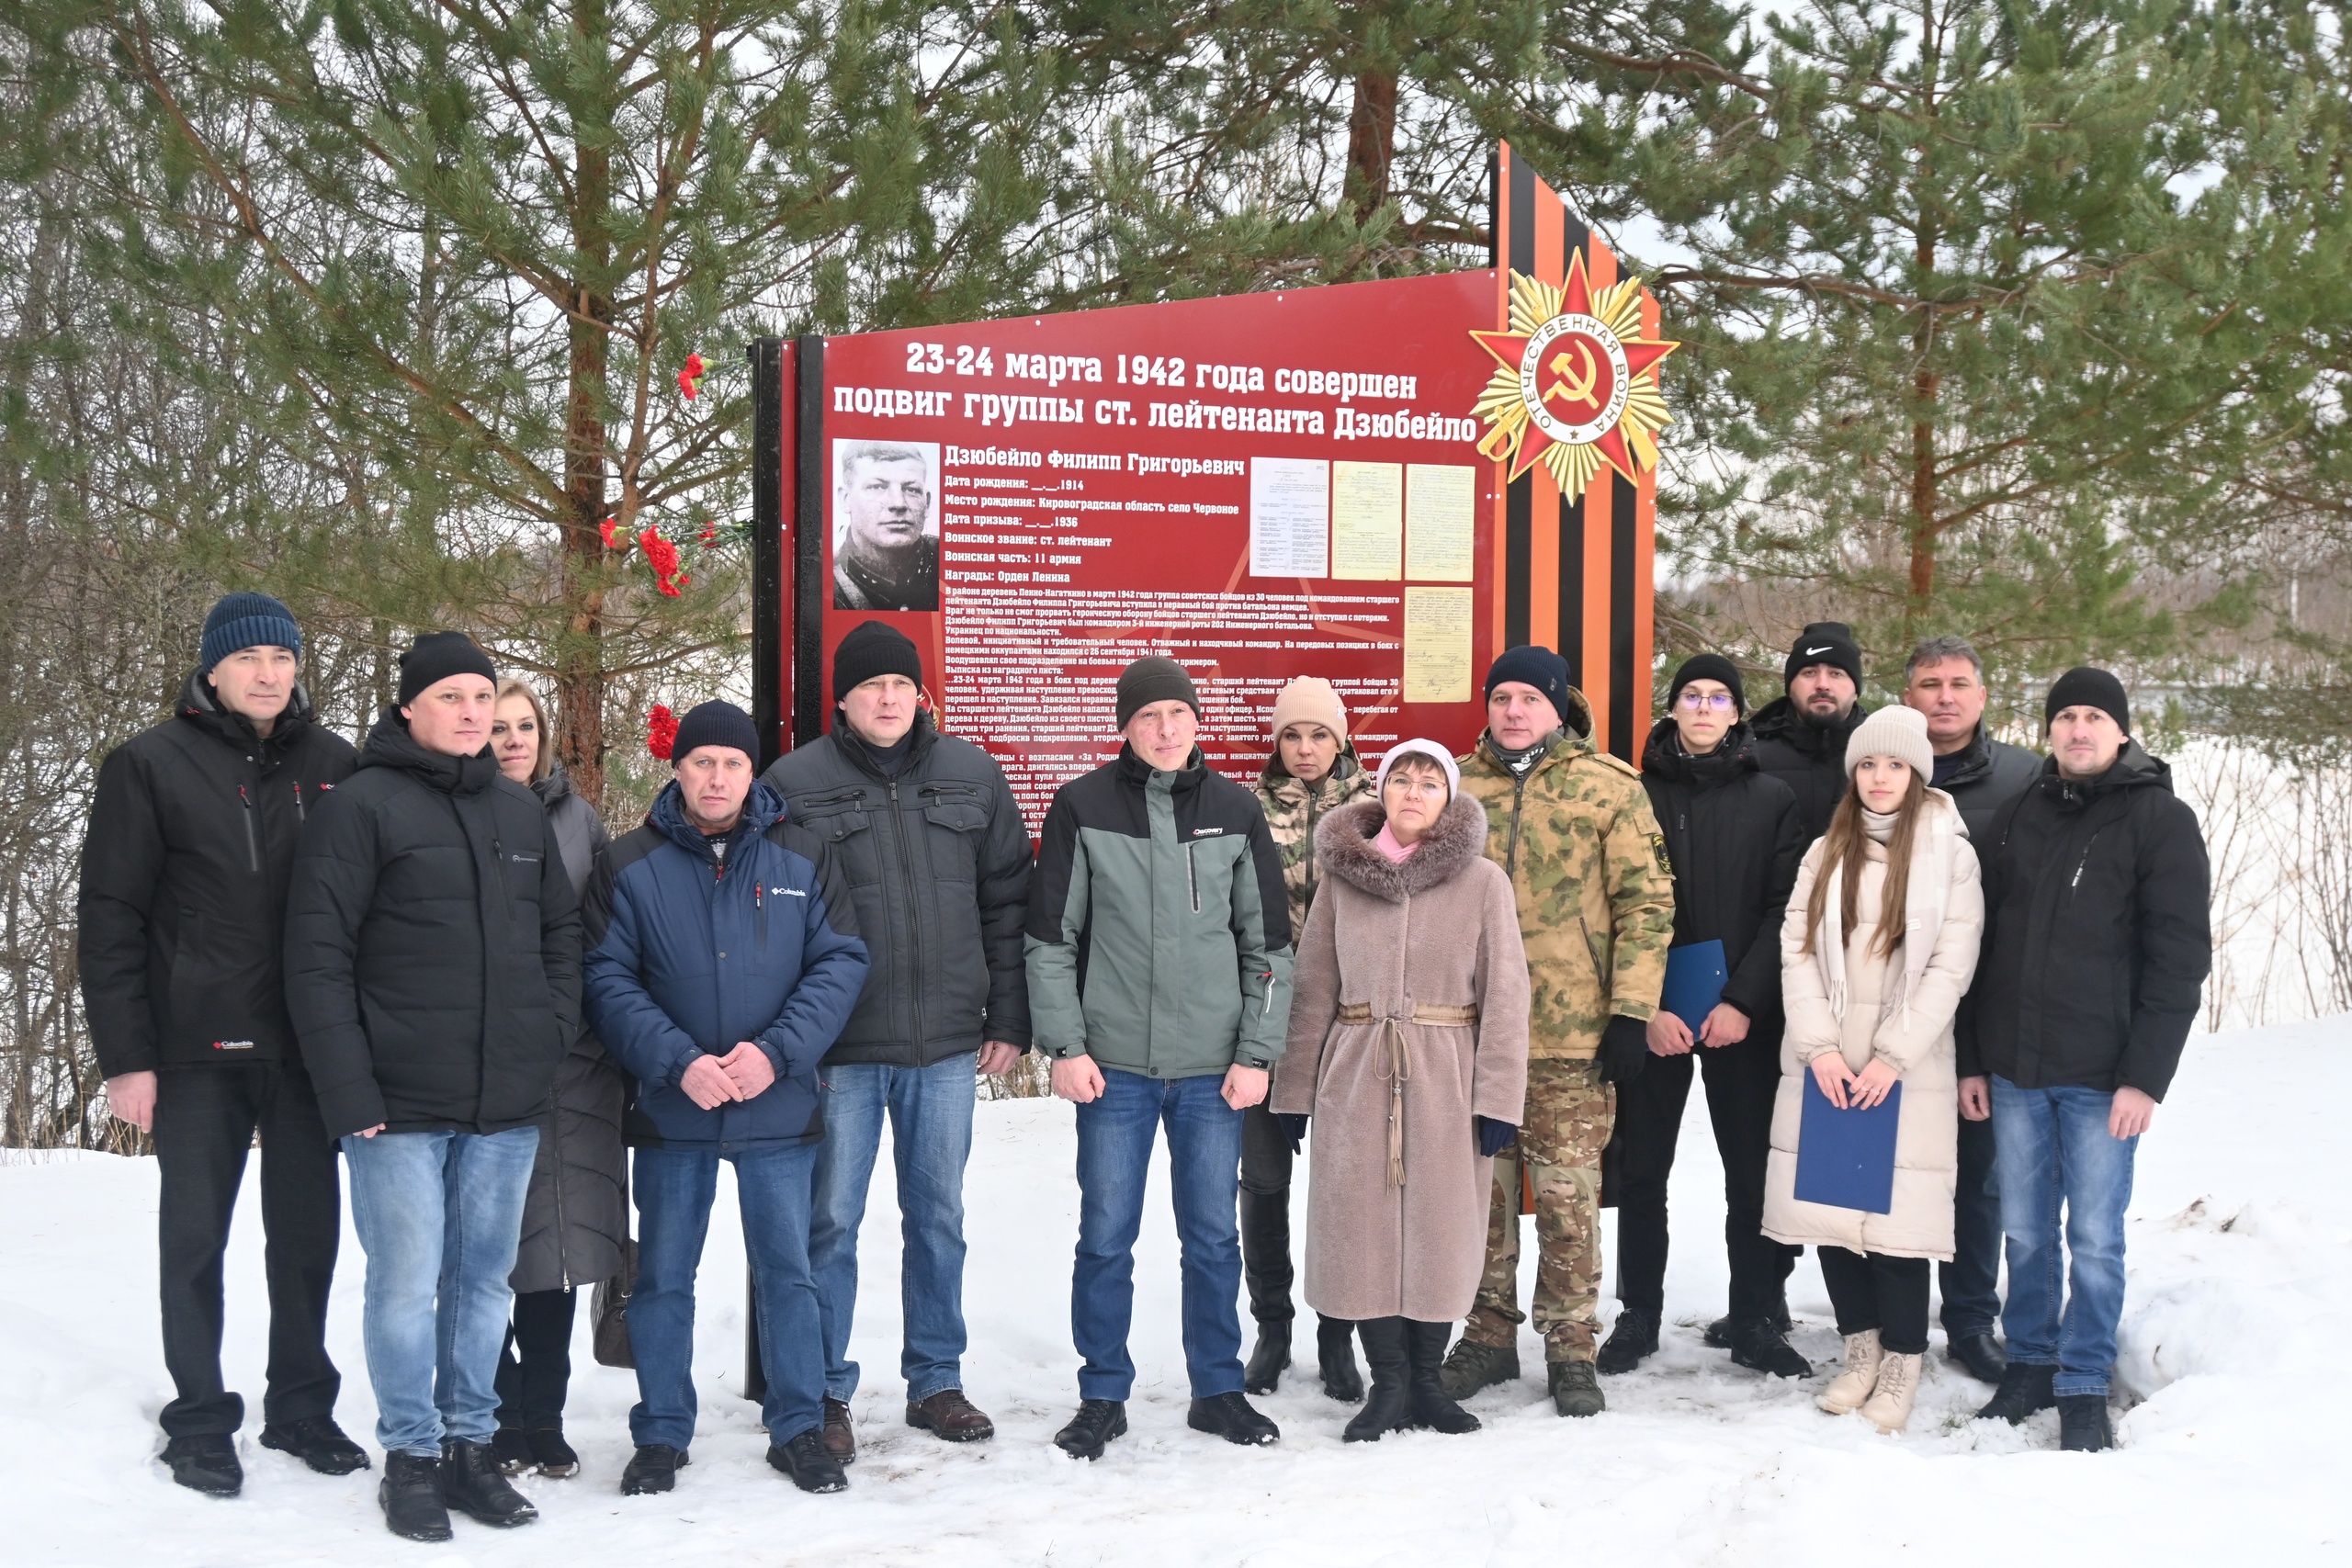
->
xmin=1597 ymin=656 xmax=1810 ymax=1380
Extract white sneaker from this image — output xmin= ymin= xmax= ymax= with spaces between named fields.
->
xmin=1817 ymin=1330 xmax=1884 ymax=1415
xmin=1860 ymin=1351 xmax=1923 ymax=1434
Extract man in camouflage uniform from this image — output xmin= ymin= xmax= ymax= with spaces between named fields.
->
xmin=1241 ymin=677 xmax=1373 ymax=1402
xmin=1442 ymin=646 xmax=1674 ymax=1417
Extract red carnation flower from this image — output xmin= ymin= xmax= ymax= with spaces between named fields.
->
xmin=648 ymin=705 xmax=678 ymax=761
xmin=599 ymin=516 xmax=620 ymax=549
xmin=639 ymin=527 xmax=684 ymax=596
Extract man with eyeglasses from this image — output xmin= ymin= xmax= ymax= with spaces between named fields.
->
xmin=1600 ymin=656 xmax=1809 ymax=1380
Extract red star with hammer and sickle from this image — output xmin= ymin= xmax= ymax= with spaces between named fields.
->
xmin=1471 ymin=250 xmax=1679 ymax=485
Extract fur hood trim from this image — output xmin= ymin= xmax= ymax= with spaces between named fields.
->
xmin=1313 ymin=795 xmax=1489 ymax=903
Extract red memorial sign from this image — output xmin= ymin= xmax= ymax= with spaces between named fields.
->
xmin=752 ymin=145 xmax=1668 ymax=815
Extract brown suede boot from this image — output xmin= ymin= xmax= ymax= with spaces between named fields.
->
xmin=906 ymin=1389 xmax=995 ymax=1443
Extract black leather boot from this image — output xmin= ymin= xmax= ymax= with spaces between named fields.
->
xmin=440 ymin=1438 xmax=538 ymax=1527
xmin=1316 ymin=1315 xmax=1365 ymax=1402
xmin=1238 ymin=1187 xmax=1295 ymax=1393
xmin=379 ymin=1451 xmax=451 ymax=1541
xmin=1342 ymin=1318 xmax=1413 ymax=1442
xmin=1405 ymin=1321 xmax=1480 ymax=1434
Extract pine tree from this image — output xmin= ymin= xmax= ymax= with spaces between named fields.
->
xmin=1563 ymin=0 xmax=2305 ymax=678
xmin=6 ymin=0 xmax=1078 ymax=801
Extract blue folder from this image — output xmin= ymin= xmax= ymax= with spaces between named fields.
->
xmin=1794 ymin=1073 xmax=1903 ymax=1214
xmin=1660 ymin=940 xmax=1728 ymax=1032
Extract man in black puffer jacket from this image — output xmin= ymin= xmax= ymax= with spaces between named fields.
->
xmin=284 ymin=633 xmax=580 ymax=1541
xmin=1959 ymin=668 xmax=2210 ymax=1455
xmin=761 ymin=621 xmax=1032 ymax=1457
xmin=1749 ymin=621 xmax=1871 ymax=843
xmin=1600 ymin=655 xmax=1807 ymax=1381
xmin=78 ymin=592 xmax=363 ymax=1497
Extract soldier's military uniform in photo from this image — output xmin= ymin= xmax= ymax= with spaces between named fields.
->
xmin=1444 ymin=647 xmax=1674 ymax=1417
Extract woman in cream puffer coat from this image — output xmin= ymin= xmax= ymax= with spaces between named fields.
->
xmin=1764 ymin=705 xmax=1983 ymax=1434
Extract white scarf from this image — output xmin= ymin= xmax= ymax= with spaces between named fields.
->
xmin=1815 ymin=790 xmax=1964 ymax=1027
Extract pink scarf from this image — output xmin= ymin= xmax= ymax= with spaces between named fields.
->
xmin=1373 ymin=822 xmax=1419 ymax=863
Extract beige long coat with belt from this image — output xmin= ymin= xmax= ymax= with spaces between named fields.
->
xmin=1762 ymin=797 xmax=1984 ymax=1261
xmin=1272 ymin=795 xmax=1532 ymax=1321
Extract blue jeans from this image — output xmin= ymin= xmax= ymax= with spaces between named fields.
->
xmin=1071 ymin=1067 xmax=1245 ymax=1402
xmin=629 ymin=1141 xmax=824 ymax=1450
xmin=810 ymin=1055 xmax=976 ymax=1404
xmin=1991 ymin=1077 xmax=2138 ymax=1397
xmin=1939 ymin=1111 xmax=2004 ymax=1339
xmin=342 ymin=1127 xmax=539 ymax=1457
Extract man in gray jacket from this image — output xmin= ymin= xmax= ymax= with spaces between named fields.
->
xmin=762 ymin=622 xmax=1032 ymax=1461
xmin=1901 ymin=634 xmax=2040 ymax=1387
xmin=1025 ymin=657 xmax=1292 ymax=1460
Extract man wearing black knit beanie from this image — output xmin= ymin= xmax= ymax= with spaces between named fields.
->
xmin=1749 ymin=621 xmax=1872 ymax=841
xmin=762 ymin=620 xmax=1035 ymax=1458
xmin=285 ymin=631 xmax=580 ymax=1538
xmin=1958 ymin=666 xmax=2209 ymax=1454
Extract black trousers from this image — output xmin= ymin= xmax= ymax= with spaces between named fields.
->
xmin=1609 ymin=1032 xmax=1798 ymax=1320
xmin=1818 ymin=1247 xmax=1931 ymax=1355
xmin=1939 ymin=1111 xmax=2004 ymax=1337
xmin=494 ymin=1287 xmax=579 ymax=1430
xmin=152 ymin=1062 xmax=342 ymax=1438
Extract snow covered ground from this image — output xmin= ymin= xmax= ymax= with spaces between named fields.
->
xmin=6 ymin=1017 xmax=2347 ymax=1567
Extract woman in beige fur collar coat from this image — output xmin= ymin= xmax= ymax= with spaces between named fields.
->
xmin=1273 ymin=739 xmax=1530 ymax=1443
xmin=1765 ymin=705 xmax=1983 ymax=1436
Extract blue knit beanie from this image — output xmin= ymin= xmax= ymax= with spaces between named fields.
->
xmin=199 ymin=592 xmax=301 ymax=673
xmin=1485 ymin=645 xmax=1576 ymax=727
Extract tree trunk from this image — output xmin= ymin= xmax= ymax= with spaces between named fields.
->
xmin=1345 ymin=69 xmax=1398 ymax=223
xmin=556 ymin=0 xmax=615 ymax=808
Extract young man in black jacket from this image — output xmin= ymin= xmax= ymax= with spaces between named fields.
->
xmin=761 ymin=622 xmax=1033 ymax=1461
xmin=1600 ymin=655 xmax=1807 ymax=1379
xmin=1901 ymin=634 xmax=2042 ymax=1385
xmin=284 ymin=633 xmax=581 ymax=1540
xmin=1749 ymin=622 xmax=1871 ymax=842
xmin=1959 ymin=668 xmax=2210 ymax=1453
xmin=78 ymin=592 xmax=365 ymax=1496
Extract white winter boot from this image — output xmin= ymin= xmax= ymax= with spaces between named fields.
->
xmin=1817 ymin=1330 xmax=1884 ymax=1415
xmin=1859 ymin=1351 xmax=1923 ymax=1434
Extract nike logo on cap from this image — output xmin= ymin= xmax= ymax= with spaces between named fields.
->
xmin=1805 ymin=646 xmax=1834 ymax=656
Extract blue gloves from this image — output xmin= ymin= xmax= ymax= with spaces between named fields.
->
xmin=1276 ymin=1112 xmax=1308 ymax=1154
xmin=1476 ymin=1115 xmax=1518 ymax=1157
xmin=1599 ymin=1014 xmax=1650 ymax=1085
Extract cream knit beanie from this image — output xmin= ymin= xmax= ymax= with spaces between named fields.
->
xmin=1844 ymin=704 xmax=1935 ymax=781
xmin=1269 ymin=676 xmax=1347 ymax=742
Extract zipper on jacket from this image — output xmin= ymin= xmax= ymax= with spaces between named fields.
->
xmin=237 ymin=785 xmax=259 ymax=873
xmin=293 ymin=781 xmax=306 ymax=824
xmin=1185 ymin=840 xmax=1201 ymax=912
xmin=492 ymin=837 xmax=513 ymax=900
xmin=755 ymin=881 xmax=767 ymax=949
xmin=888 ymin=779 xmax=927 ymax=1055
xmin=1506 ymin=765 xmax=1532 ymax=877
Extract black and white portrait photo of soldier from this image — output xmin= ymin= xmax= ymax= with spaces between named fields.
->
xmin=833 ymin=440 xmax=940 ymax=613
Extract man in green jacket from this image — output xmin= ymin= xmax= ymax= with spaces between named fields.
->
xmin=1026 ymin=658 xmax=1293 ymax=1460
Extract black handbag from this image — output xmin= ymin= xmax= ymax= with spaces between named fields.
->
xmin=590 ymin=1167 xmax=638 ymax=1369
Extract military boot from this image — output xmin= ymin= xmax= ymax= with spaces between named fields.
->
xmin=1596 ymin=1308 xmax=1660 ymax=1374
xmin=1548 ymin=1359 xmax=1605 ymax=1418
xmin=1436 ymin=1335 xmax=1519 ymax=1400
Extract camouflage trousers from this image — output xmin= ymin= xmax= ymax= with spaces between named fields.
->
xmin=1463 ymin=1056 xmax=1615 ymax=1364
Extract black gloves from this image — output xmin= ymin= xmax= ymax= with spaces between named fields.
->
xmin=1277 ymin=1112 xmax=1307 ymax=1154
xmin=1599 ymin=1014 xmax=1649 ymax=1085
xmin=1475 ymin=1115 xmax=1518 ymax=1157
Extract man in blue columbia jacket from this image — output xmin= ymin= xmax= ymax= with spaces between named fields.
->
xmin=583 ymin=703 xmax=868 ymax=1498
